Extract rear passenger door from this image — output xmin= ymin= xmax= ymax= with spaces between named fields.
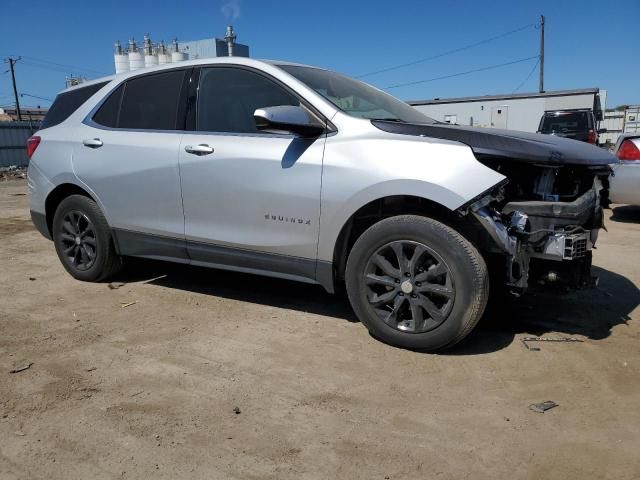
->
xmin=73 ymin=69 xmax=188 ymax=260
xmin=178 ymin=66 xmax=325 ymax=280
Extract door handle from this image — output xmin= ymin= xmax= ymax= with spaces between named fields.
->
xmin=184 ymin=144 xmax=214 ymax=156
xmin=82 ymin=138 xmax=103 ymax=148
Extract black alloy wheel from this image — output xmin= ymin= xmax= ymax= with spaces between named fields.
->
xmin=345 ymin=215 xmax=489 ymax=351
xmin=58 ymin=210 xmax=97 ymax=271
xmin=364 ymin=240 xmax=455 ymax=333
xmin=52 ymin=194 xmax=123 ymax=282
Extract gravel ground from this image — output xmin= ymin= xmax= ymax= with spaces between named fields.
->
xmin=1 ymin=179 xmax=639 ymax=480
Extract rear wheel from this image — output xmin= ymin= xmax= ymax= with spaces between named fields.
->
xmin=345 ymin=215 xmax=489 ymax=351
xmin=52 ymin=195 xmax=122 ymax=282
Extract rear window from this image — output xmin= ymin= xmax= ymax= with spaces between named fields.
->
xmin=41 ymin=82 xmax=108 ymax=129
xmin=118 ymin=70 xmax=185 ymax=130
xmin=539 ymin=111 xmax=591 ymax=134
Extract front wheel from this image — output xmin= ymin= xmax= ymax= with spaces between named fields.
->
xmin=345 ymin=215 xmax=489 ymax=351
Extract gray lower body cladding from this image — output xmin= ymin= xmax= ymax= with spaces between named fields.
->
xmin=30 ymin=210 xmax=52 ymax=240
xmin=111 ymin=229 xmax=335 ymax=292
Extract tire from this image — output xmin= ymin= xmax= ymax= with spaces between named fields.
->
xmin=52 ymin=194 xmax=123 ymax=282
xmin=345 ymin=215 xmax=489 ymax=351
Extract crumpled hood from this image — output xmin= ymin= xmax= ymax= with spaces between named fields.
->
xmin=372 ymin=120 xmax=617 ymax=167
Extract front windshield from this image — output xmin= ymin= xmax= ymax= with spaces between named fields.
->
xmin=279 ymin=65 xmax=436 ymax=124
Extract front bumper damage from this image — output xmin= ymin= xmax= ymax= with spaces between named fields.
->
xmin=466 ymin=179 xmax=604 ymax=291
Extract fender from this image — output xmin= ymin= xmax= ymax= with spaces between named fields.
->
xmin=47 ymin=172 xmax=112 ymax=226
xmin=316 ymin=129 xmax=506 ymax=263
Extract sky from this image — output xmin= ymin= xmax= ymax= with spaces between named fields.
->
xmin=1 ymin=0 xmax=639 ymax=109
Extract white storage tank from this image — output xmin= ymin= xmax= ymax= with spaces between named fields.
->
xmin=114 ymin=41 xmax=129 ymax=74
xmin=144 ymin=54 xmax=158 ymax=67
xmin=143 ymin=34 xmax=158 ymax=67
xmin=171 ymin=51 xmax=187 ymax=62
xmin=129 ymin=50 xmax=144 ymax=70
xmin=170 ymin=38 xmax=188 ymax=63
xmin=128 ymin=38 xmax=145 ymax=71
xmin=157 ymin=40 xmax=171 ymax=64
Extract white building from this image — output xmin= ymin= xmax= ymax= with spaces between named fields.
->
xmin=113 ymin=27 xmax=249 ymax=74
xmin=600 ymin=106 xmax=640 ymax=146
xmin=600 ymin=110 xmax=625 ymax=145
xmin=181 ymin=37 xmax=249 ymax=60
xmin=408 ymin=88 xmax=606 ymax=133
xmin=623 ymin=106 xmax=640 ymax=134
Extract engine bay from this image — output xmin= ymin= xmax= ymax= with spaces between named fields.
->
xmin=466 ymin=158 xmax=612 ymax=292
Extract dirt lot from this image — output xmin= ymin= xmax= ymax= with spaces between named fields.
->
xmin=1 ymin=179 xmax=639 ymax=480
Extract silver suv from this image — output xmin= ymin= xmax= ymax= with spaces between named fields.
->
xmin=28 ymin=57 xmax=615 ymax=351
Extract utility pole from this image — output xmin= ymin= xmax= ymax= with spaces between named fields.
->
xmin=538 ymin=15 xmax=545 ymax=93
xmin=4 ymin=56 xmax=22 ymax=121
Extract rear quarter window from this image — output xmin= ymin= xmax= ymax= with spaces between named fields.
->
xmin=41 ymin=82 xmax=108 ymax=129
xmin=93 ymin=84 xmax=124 ymax=128
xmin=117 ymin=70 xmax=186 ymax=130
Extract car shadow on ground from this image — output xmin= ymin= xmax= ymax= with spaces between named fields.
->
xmin=447 ymin=266 xmax=640 ymax=355
xmin=113 ymin=261 xmax=639 ymax=355
xmin=114 ymin=258 xmax=357 ymax=323
xmin=610 ymin=205 xmax=640 ymax=224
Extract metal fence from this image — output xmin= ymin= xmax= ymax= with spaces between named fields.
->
xmin=0 ymin=121 xmax=39 ymax=168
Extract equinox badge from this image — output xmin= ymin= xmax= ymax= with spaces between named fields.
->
xmin=264 ymin=213 xmax=311 ymax=225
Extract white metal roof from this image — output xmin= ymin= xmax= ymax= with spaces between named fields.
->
xmin=408 ymin=88 xmax=601 ymax=106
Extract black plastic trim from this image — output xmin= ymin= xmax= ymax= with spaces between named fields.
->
xmin=112 ymin=228 xmax=335 ymax=292
xmin=113 ymin=229 xmax=189 ymax=261
xmin=187 ymin=238 xmax=317 ymax=283
xmin=30 ymin=210 xmax=51 ymax=240
xmin=315 ymin=261 xmax=335 ymax=294
xmin=182 ymin=68 xmax=200 ymax=131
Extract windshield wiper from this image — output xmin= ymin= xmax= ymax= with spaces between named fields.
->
xmin=372 ymin=117 xmax=406 ymax=123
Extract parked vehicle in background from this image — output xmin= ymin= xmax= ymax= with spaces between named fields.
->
xmin=27 ymin=58 xmax=616 ymax=351
xmin=537 ymin=109 xmax=605 ymax=144
xmin=610 ymin=134 xmax=640 ymax=206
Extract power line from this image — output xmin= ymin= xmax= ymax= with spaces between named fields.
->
xmin=384 ymin=55 xmax=539 ymax=90
xmin=20 ymin=60 xmax=90 ymax=76
xmin=20 ymin=93 xmax=53 ymax=103
xmin=512 ymin=58 xmax=540 ymax=93
xmin=18 ymin=55 xmax=108 ymax=76
xmin=356 ymin=22 xmax=537 ymax=79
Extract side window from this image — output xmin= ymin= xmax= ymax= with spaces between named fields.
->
xmin=118 ymin=70 xmax=185 ymax=130
xmin=41 ymin=81 xmax=108 ymax=129
xmin=196 ymin=67 xmax=300 ymax=133
xmin=93 ymin=84 xmax=124 ymax=128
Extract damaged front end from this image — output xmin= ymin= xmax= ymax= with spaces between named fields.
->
xmin=369 ymin=118 xmax=617 ymax=293
xmin=462 ymin=162 xmax=611 ymax=293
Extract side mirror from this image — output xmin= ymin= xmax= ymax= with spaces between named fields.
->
xmin=597 ymin=128 xmax=607 ymax=134
xmin=254 ymin=106 xmax=324 ymax=138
